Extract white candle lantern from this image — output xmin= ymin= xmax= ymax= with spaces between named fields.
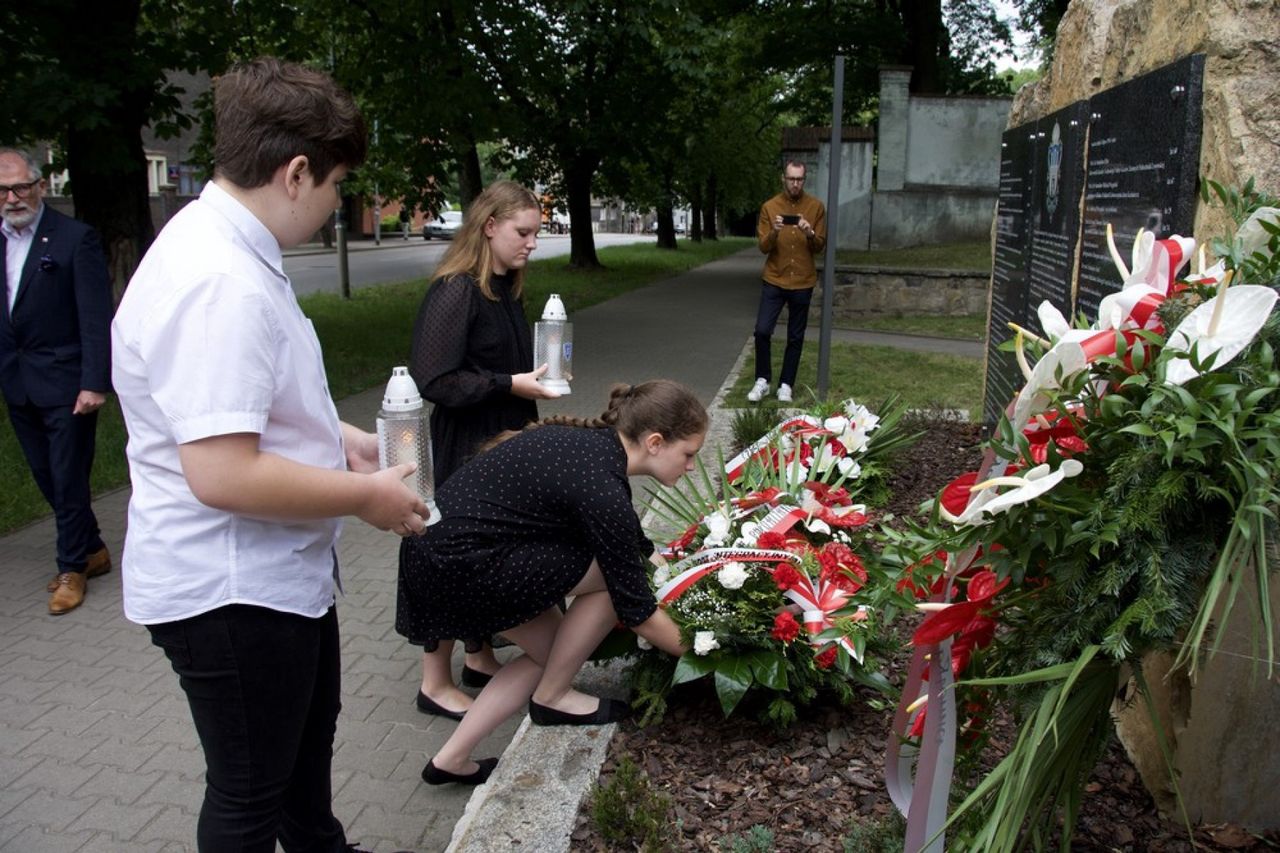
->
xmin=376 ymin=366 xmax=437 ymax=519
xmin=533 ymin=293 xmax=573 ymax=395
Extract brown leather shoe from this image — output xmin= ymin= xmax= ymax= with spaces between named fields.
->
xmin=47 ymin=546 xmax=111 ymax=592
xmin=48 ymin=572 xmax=87 ymax=615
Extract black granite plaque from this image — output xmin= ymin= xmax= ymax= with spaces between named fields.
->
xmin=983 ymin=123 xmax=1036 ymax=425
xmin=1028 ymin=101 xmax=1089 ymax=325
xmin=1077 ymin=54 xmax=1204 ymax=322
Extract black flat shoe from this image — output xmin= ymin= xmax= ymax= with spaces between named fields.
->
xmin=460 ymin=665 xmax=494 ymax=689
xmin=421 ymin=756 xmax=498 ymax=786
xmin=528 ymin=697 xmax=631 ymax=727
xmin=415 ymin=690 xmax=465 ymax=721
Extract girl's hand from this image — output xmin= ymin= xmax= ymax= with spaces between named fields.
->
xmin=512 ymin=364 xmax=562 ymax=399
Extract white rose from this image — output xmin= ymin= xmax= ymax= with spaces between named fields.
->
xmin=703 ymin=512 xmax=732 ymax=548
xmin=717 ymin=561 xmax=748 ymax=590
xmin=693 ymin=631 xmax=720 ymax=656
xmin=652 ymin=565 xmax=670 ymax=586
xmin=637 ymin=636 xmax=653 ymax=650
xmin=737 ymin=521 xmax=761 ymax=547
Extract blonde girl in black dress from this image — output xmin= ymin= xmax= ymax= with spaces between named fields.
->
xmin=405 ymin=181 xmax=560 ymax=719
xmin=397 ymin=380 xmax=703 ymax=784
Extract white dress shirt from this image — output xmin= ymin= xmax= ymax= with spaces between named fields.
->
xmin=112 ymin=182 xmax=346 ymax=624
xmin=2 ymin=203 xmax=44 ymax=312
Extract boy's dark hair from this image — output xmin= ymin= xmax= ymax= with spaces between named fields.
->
xmin=213 ymin=56 xmax=367 ymax=189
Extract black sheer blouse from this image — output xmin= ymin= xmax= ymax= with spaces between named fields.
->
xmin=408 ymin=271 xmax=537 ymax=484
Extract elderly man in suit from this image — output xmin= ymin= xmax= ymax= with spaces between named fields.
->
xmin=0 ymin=147 xmax=114 ymax=614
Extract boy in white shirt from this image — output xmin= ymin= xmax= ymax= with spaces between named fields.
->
xmin=112 ymin=57 xmax=427 ymax=852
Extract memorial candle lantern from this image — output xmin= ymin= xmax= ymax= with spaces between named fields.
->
xmin=376 ymin=366 xmax=437 ymax=518
xmin=533 ymin=293 xmax=572 ymax=395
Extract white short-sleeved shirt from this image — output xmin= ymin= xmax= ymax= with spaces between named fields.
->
xmin=112 ymin=182 xmax=346 ymax=624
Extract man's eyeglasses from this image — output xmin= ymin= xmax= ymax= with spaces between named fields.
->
xmin=784 ymin=177 xmax=806 ymax=184
xmin=0 ymin=180 xmax=41 ymax=199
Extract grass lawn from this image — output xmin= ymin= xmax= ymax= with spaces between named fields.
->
xmin=0 ymin=237 xmax=752 ymax=535
xmin=834 ymin=240 xmax=991 ymax=272
xmin=725 ymin=341 xmax=983 ymax=416
xmin=843 ymin=313 xmax=988 ymax=341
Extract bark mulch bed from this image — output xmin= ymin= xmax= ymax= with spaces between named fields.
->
xmin=570 ymin=418 xmax=1279 ymax=852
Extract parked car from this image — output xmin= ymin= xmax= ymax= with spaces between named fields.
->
xmin=423 ymin=210 xmax=463 ymax=240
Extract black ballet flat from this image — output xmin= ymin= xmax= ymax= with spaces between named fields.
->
xmin=421 ymin=756 xmax=498 ymax=786
xmin=415 ymin=690 xmax=466 ymax=721
xmin=460 ymin=665 xmax=494 ymax=689
xmin=528 ymin=697 xmax=632 ymax=727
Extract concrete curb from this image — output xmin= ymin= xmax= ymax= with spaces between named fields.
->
xmin=444 ymin=340 xmax=753 ymax=852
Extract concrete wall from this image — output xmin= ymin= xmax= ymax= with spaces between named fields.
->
xmin=869 ymin=187 xmax=999 ymax=249
xmin=905 ymin=96 xmax=1011 ymax=188
xmin=814 ymin=140 xmax=874 ymax=251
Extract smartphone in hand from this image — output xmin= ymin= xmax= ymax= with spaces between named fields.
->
xmin=781 ymin=214 xmax=800 ymax=225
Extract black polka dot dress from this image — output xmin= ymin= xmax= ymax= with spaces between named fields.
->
xmin=395 ymin=426 xmax=659 ymax=650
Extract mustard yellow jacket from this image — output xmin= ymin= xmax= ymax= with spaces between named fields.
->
xmin=756 ymin=191 xmax=827 ymax=289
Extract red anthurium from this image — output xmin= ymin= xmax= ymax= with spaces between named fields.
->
xmin=803 ymin=481 xmax=853 ymax=507
xmin=911 ymin=570 xmax=1007 ymax=647
xmin=940 ymin=472 xmax=979 ymax=517
xmin=667 ymin=522 xmax=699 ymax=553
xmin=735 ymin=487 xmax=782 ymax=510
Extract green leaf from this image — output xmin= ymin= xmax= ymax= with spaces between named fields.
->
xmin=745 ymin=650 xmax=788 ymax=690
xmin=714 ymin=658 xmax=754 ymax=716
xmin=672 ymin=653 xmax=716 ymax=685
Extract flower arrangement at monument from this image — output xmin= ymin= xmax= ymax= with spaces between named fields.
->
xmin=623 ymin=397 xmax=918 ymax=725
xmin=887 ymin=181 xmax=1280 ymax=851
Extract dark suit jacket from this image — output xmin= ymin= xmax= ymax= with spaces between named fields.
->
xmin=0 ymin=206 xmax=113 ymax=408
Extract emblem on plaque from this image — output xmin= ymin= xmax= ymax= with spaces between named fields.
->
xmin=1046 ymin=121 xmax=1063 ymax=218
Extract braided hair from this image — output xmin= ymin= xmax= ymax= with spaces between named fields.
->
xmin=484 ymin=380 xmax=707 ymax=450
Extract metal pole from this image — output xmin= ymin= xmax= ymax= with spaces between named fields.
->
xmin=336 ymin=208 xmax=351 ymax=299
xmin=817 ymin=55 xmax=844 ymax=401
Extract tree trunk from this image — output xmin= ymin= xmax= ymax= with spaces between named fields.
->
xmin=455 ymin=138 xmax=483 ymax=208
xmin=702 ymin=173 xmax=718 ymax=240
xmin=655 ymin=199 xmax=676 ymax=250
xmin=565 ymin=157 xmax=601 ymax=269
xmin=686 ymin=183 xmax=706 ymax=242
xmin=61 ymin=0 xmax=155 ymax=301
xmin=902 ymin=0 xmax=944 ymax=94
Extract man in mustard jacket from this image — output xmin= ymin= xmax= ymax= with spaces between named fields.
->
xmin=749 ymin=161 xmax=826 ymax=403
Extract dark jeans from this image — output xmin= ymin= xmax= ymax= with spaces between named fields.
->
xmin=6 ymin=400 xmax=103 ymax=572
xmin=148 ymin=604 xmax=347 ymax=852
xmin=753 ymin=281 xmax=813 ymax=388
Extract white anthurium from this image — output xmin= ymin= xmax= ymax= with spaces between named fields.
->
xmin=693 ymin=631 xmax=720 ymax=656
xmin=975 ymin=459 xmax=1084 ymax=516
xmin=1236 ymin=207 xmax=1280 ymax=261
xmin=702 ymin=510 xmax=733 ymax=548
xmin=803 ymin=516 xmax=832 ymax=536
xmin=1164 ymin=282 xmax=1279 ymax=385
xmin=939 ymin=483 xmax=1001 ymax=526
xmin=1011 ymin=338 xmax=1089 ymax=432
xmin=1036 ymin=300 xmax=1072 ymax=340
xmin=717 ymin=561 xmax=749 ymax=590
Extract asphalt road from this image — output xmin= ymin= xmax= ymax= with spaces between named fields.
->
xmin=283 ymin=232 xmax=655 ymax=296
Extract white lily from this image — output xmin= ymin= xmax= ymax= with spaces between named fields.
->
xmin=843 ymin=400 xmax=881 ymax=433
xmin=823 ymin=415 xmax=851 ymax=435
xmin=836 ymin=457 xmax=862 ymax=479
xmin=1036 ymin=300 xmax=1072 ymax=340
xmin=717 ymin=561 xmax=749 ymax=590
xmin=1164 ymin=278 xmax=1278 ymax=385
xmin=693 ymin=631 xmax=720 ymax=656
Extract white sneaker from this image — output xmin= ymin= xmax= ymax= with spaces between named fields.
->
xmin=777 ymin=384 xmax=793 ymax=403
xmin=746 ymin=378 xmax=769 ymax=402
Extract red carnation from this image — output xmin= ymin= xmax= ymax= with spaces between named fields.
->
xmin=756 ymin=531 xmax=787 ymax=551
xmin=771 ymin=611 xmax=801 ymax=643
xmin=772 ymin=563 xmax=804 ymax=591
xmin=814 ymin=646 xmax=838 ymax=669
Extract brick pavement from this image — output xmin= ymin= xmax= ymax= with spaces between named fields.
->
xmin=0 ymin=383 xmax=518 ymax=853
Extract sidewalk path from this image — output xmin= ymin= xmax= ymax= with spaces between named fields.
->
xmin=0 ymin=247 xmax=982 ymax=852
